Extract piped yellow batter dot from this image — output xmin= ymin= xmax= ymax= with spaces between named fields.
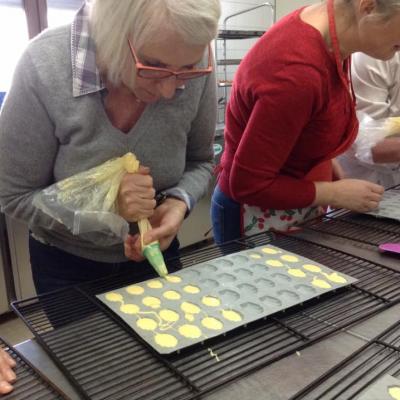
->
xmin=249 ymin=253 xmax=262 ymax=259
xmin=185 ymin=313 xmax=195 ymax=322
xmin=323 ymin=272 xmax=347 ymax=284
xmin=154 ymin=333 xmax=178 ymax=348
xmin=266 ymin=259 xmax=283 ymax=267
xmin=281 ymin=255 xmax=299 ymax=263
xmin=183 ymin=285 xmax=200 ymax=294
xmin=389 ymin=386 xmax=400 ymax=400
xmin=159 ymin=309 xmax=180 ymax=322
xmin=262 ymin=247 xmax=279 ymax=255
xmin=303 ymin=264 xmax=321 ymax=273
xmin=221 ymin=310 xmax=242 ymax=322
xmin=179 ymin=324 xmax=202 ymax=339
xmin=181 ymin=302 xmax=200 ymax=314
xmin=126 ymin=285 xmax=144 ymax=295
xmin=142 ymin=296 xmax=161 ymax=309
xmin=202 ymin=296 xmax=221 ymax=307
xmin=136 ymin=318 xmax=158 ymax=331
xmin=105 ymin=292 xmax=123 ymax=302
xmin=120 ymin=304 xmax=140 ymax=314
xmin=163 ymin=290 xmax=181 ymax=300
xmin=147 ymin=280 xmax=163 ymax=289
xmin=288 ymin=268 xmax=306 ymax=278
xmin=165 ymin=275 xmax=182 ymax=283
xmin=202 ymin=317 xmax=223 ymax=330
xmin=312 ymin=277 xmax=331 ymax=289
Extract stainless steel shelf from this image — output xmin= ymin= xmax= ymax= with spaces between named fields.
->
xmin=217 ymin=29 xmax=265 ymax=39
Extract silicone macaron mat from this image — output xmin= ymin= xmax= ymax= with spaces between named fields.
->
xmin=97 ymin=244 xmax=357 ymax=354
xmin=367 ymin=188 xmax=400 ymax=222
xmin=357 ymin=374 xmax=400 ymax=400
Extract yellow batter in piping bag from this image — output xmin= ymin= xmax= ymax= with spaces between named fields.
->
xmin=123 ymin=153 xmax=168 ymax=277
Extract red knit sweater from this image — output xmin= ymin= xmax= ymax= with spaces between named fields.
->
xmin=218 ymin=8 xmax=358 ymax=210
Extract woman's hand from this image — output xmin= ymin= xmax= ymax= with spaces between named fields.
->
xmin=124 ymin=197 xmax=187 ymax=261
xmin=117 ymin=166 xmax=156 ymax=222
xmin=0 ymin=348 xmax=16 ymax=394
xmin=315 ymin=179 xmax=384 ymax=212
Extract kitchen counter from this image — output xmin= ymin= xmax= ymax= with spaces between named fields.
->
xmin=14 ymin=303 xmax=400 ymax=400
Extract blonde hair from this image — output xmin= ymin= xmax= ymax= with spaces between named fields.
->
xmin=90 ymin=0 xmax=221 ymax=85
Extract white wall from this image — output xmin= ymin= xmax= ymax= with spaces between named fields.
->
xmin=215 ymin=0 xmax=321 ymax=124
xmin=275 ymin=0 xmax=322 ymax=20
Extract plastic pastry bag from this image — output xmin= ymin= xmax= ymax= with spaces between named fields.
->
xmin=34 ymin=152 xmax=168 ymax=275
xmin=354 ymin=113 xmax=400 ymax=164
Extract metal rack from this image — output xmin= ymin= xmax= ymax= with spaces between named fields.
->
xmin=0 ymin=337 xmax=69 ymax=400
xmin=215 ymin=2 xmax=274 ymax=129
xmin=290 ymin=319 xmax=400 ymax=399
xmin=11 ymin=232 xmax=400 ymax=400
xmin=303 ymin=184 xmax=400 ymax=247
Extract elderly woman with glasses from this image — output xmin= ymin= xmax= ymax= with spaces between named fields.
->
xmin=0 ymin=0 xmax=220 ymax=304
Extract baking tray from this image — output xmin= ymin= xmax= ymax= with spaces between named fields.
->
xmin=97 ymin=244 xmax=357 ymax=354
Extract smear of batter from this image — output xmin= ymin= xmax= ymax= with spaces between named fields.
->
xmin=312 ymin=276 xmax=331 ymax=289
xmin=185 ymin=313 xmax=195 ymax=322
xmin=281 ymin=255 xmax=299 ymax=263
xmin=262 ymin=247 xmax=279 ymax=255
xmin=221 ymin=309 xmax=242 ymax=322
xmin=147 ymin=280 xmax=163 ymax=289
xmin=303 ymin=264 xmax=321 ymax=273
xmin=165 ymin=275 xmax=182 ymax=283
xmin=266 ymin=259 xmax=283 ymax=267
xmin=323 ymin=272 xmax=347 ymax=284
xmin=288 ymin=268 xmax=306 ymax=278
xmin=154 ymin=333 xmax=178 ymax=348
xmin=163 ymin=290 xmax=181 ymax=300
xmin=249 ymin=253 xmax=262 ymax=259
xmin=105 ymin=293 xmax=123 ymax=302
xmin=142 ymin=296 xmax=161 ymax=309
xmin=120 ymin=304 xmax=140 ymax=314
xmin=178 ymin=324 xmax=202 ymax=339
xmin=125 ymin=285 xmax=144 ymax=295
xmin=183 ymin=285 xmax=200 ymax=294
xmin=202 ymin=296 xmax=221 ymax=307
xmin=389 ymin=386 xmax=400 ymax=400
xmin=202 ymin=317 xmax=223 ymax=330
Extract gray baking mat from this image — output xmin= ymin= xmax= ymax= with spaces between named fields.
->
xmin=356 ymin=374 xmax=400 ymax=400
xmin=97 ymin=244 xmax=357 ymax=354
xmin=367 ymin=188 xmax=400 ymax=222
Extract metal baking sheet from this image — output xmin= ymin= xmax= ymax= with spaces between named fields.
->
xmin=367 ymin=188 xmax=400 ymax=222
xmin=97 ymin=244 xmax=357 ymax=354
xmin=356 ymin=374 xmax=400 ymax=400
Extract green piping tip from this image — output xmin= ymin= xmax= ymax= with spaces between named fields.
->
xmin=143 ymin=242 xmax=168 ymax=277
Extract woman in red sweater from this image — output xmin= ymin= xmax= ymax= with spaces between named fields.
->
xmin=212 ymin=0 xmax=400 ymax=243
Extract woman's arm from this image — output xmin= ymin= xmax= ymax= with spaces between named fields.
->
xmin=0 ymin=48 xmax=60 ymax=229
xmin=163 ymin=66 xmax=217 ymax=212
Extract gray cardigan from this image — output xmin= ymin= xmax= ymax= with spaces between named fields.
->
xmin=0 ymin=25 xmax=216 ymax=262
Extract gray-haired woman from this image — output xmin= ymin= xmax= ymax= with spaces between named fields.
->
xmin=0 ymin=0 xmax=220 ymax=297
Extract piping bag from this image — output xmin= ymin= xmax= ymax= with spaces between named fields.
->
xmin=123 ymin=153 xmax=169 ymax=277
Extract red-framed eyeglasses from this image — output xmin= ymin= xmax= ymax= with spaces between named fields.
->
xmin=127 ymin=38 xmax=213 ymax=80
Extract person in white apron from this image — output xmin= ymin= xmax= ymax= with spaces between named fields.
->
xmin=211 ymin=0 xmax=400 ymax=244
xmin=338 ymin=52 xmax=400 ymax=188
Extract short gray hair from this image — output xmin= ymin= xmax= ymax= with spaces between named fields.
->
xmin=90 ymin=0 xmax=221 ymax=85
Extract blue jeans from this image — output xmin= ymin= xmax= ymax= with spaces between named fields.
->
xmin=29 ymin=235 xmax=181 ymax=294
xmin=211 ymin=184 xmax=241 ymax=244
